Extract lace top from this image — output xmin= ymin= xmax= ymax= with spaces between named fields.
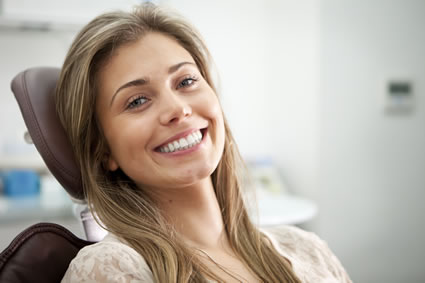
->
xmin=61 ymin=225 xmax=352 ymax=282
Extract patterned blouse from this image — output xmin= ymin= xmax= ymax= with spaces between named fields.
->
xmin=62 ymin=225 xmax=352 ymax=282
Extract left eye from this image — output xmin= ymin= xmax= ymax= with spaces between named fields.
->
xmin=178 ymin=77 xmax=197 ymax=88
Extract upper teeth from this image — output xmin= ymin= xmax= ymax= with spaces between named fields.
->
xmin=159 ymin=130 xmax=203 ymax=153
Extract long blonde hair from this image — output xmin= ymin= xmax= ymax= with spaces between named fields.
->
xmin=56 ymin=3 xmax=300 ymax=282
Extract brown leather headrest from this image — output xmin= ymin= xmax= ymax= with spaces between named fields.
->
xmin=11 ymin=67 xmax=84 ymax=201
xmin=0 ymin=222 xmax=93 ymax=283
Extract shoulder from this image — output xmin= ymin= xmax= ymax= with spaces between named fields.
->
xmin=61 ymin=234 xmax=153 ymax=283
xmin=263 ymin=225 xmax=324 ymax=255
xmin=262 ymin=226 xmax=352 ymax=283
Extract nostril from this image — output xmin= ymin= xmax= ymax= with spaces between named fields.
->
xmin=169 ymin=117 xmax=179 ymax=123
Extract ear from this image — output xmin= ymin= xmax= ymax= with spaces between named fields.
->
xmin=107 ymin=155 xmax=119 ymax=171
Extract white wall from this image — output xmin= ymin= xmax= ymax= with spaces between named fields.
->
xmin=0 ymin=30 xmax=74 ymax=157
xmin=262 ymin=1 xmax=319 ymax=200
xmin=319 ymin=0 xmax=425 ymax=282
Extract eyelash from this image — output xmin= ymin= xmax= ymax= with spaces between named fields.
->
xmin=126 ymin=96 xmax=149 ymax=110
xmin=177 ymin=75 xmax=198 ymax=89
xmin=124 ymin=76 xmax=198 ymax=110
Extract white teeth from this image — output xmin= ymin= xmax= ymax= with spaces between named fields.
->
xmin=192 ymin=133 xmax=199 ymax=143
xmin=187 ymin=134 xmax=195 ymax=145
xmin=159 ymin=129 xmax=203 ymax=153
xmin=179 ymin=138 xmax=188 ymax=149
xmin=168 ymin=142 xmax=175 ymax=152
xmin=173 ymin=140 xmax=180 ymax=150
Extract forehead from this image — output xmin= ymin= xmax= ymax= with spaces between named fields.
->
xmin=98 ymin=32 xmax=195 ymax=86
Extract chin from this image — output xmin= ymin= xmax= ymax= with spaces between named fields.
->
xmin=171 ymin=164 xmax=216 ymax=186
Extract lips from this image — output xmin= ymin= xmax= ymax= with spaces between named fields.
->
xmin=155 ymin=128 xmax=207 ymax=153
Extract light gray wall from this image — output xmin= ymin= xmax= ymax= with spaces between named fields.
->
xmin=319 ymin=0 xmax=425 ymax=282
xmin=0 ymin=30 xmax=74 ymax=158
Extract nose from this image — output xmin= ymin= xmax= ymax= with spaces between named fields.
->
xmin=158 ymin=91 xmax=192 ymax=125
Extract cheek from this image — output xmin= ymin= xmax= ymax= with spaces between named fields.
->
xmin=201 ymin=92 xmax=223 ymax=123
xmin=209 ymin=98 xmax=225 ymax=134
xmin=203 ymin=95 xmax=226 ymax=151
xmin=104 ymin=117 xmax=152 ymax=165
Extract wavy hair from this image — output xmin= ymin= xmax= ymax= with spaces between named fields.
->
xmin=55 ymin=3 xmax=300 ymax=282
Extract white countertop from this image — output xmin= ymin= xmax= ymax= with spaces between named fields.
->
xmin=0 ymin=188 xmax=317 ymax=226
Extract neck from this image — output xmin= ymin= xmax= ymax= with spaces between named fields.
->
xmin=154 ymin=177 xmax=228 ymax=250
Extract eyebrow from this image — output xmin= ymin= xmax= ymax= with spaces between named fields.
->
xmin=109 ymin=61 xmax=196 ymax=107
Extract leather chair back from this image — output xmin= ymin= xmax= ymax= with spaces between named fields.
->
xmin=0 ymin=223 xmax=92 ymax=283
xmin=10 ymin=67 xmax=84 ymax=201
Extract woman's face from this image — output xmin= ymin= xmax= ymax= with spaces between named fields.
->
xmin=96 ymin=32 xmax=225 ymax=191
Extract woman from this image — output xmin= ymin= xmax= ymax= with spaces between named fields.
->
xmin=58 ymin=3 xmax=351 ymax=283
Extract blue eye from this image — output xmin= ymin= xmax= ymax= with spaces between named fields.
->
xmin=178 ymin=76 xmax=197 ymax=88
xmin=127 ymin=96 xmax=148 ymax=109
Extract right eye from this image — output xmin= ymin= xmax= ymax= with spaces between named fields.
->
xmin=126 ymin=96 xmax=149 ymax=110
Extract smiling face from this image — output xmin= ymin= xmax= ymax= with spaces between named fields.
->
xmin=95 ymin=32 xmax=225 ymax=192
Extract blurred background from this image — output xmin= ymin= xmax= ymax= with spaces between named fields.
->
xmin=0 ymin=0 xmax=424 ymax=282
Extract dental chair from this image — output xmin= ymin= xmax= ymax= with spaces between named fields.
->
xmin=0 ymin=67 xmax=105 ymax=282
